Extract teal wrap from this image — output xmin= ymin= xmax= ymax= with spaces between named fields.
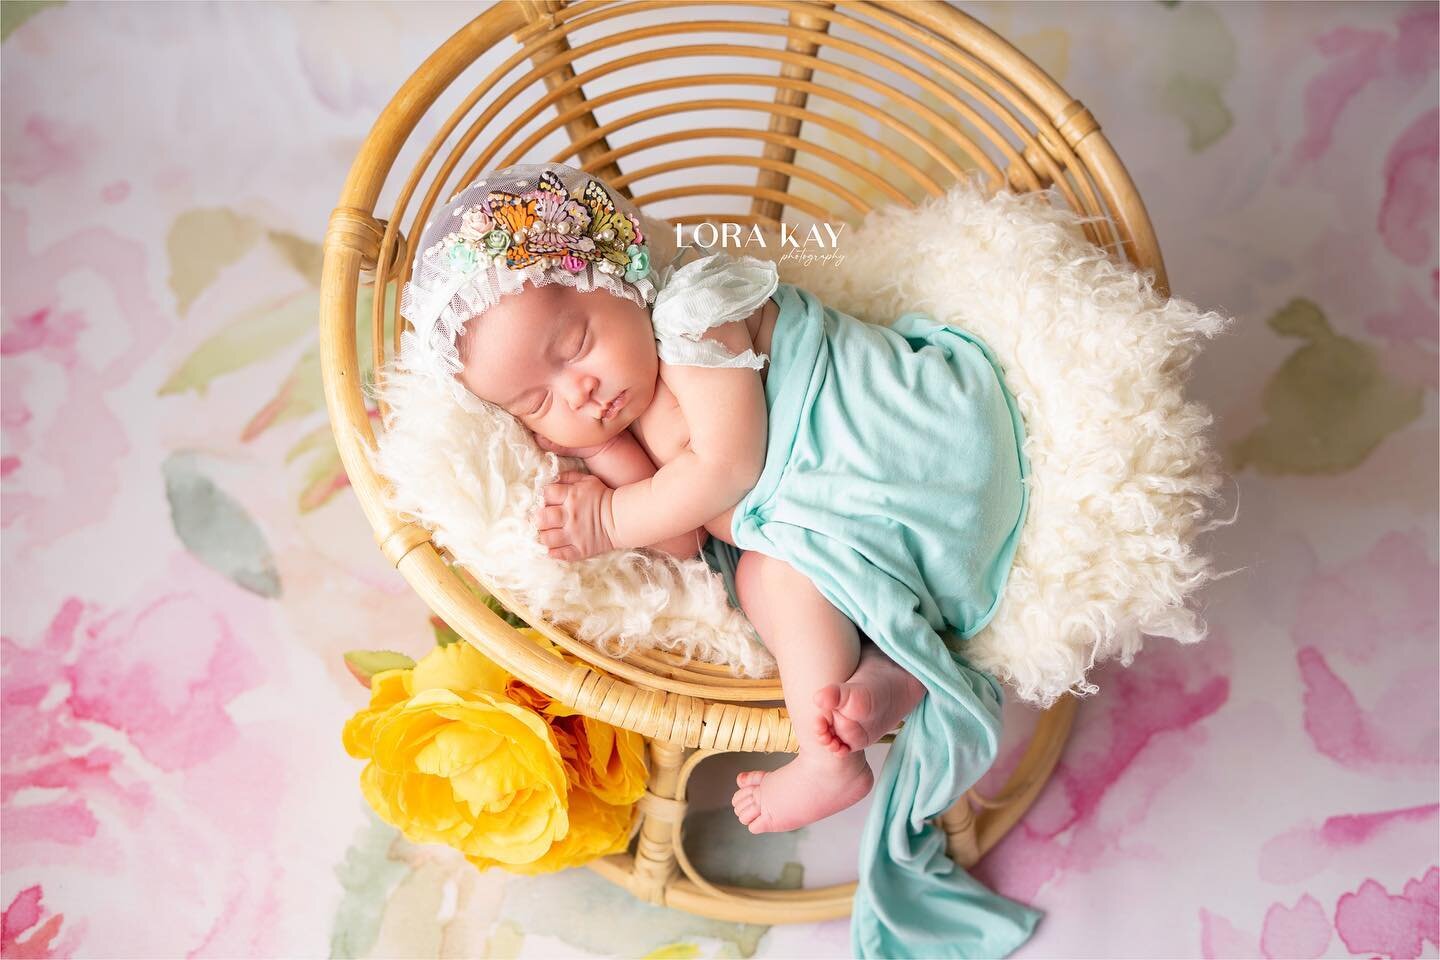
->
xmin=718 ymin=281 xmax=1041 ymax=958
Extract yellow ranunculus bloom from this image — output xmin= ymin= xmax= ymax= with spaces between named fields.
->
xmin=411 ymin=637 xmax=510 ymax=698
xmin=467 ymin=783 xmax=638 ymax=875
xmin=550 ymin=713 xmax=649 ymax=807
xmin=342 ymin=627 xmax=650 ymax=874
xmin=346 ymin=683 xmax=570 ymax=865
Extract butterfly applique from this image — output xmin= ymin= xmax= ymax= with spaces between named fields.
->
xmin=525 ymin=169 xmax=595 ymax=258
xmin=579 ymin=178 xmax=643 ymax=270
xmin=484 ymin=187 xmax=546 ymax=269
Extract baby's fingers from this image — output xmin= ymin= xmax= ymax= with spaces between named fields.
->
xmin=548 ymin=545 xmax=580 ymax=562
xmin=542 ymin=470 xmax=587 ymax=504
xmin=538 ymin=529 xmax=569 ymax=548
xmin=536 ymin=505 xmax=565 ymax=529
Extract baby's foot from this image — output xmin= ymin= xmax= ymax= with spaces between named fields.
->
xmin=731 ymin=750 xmax=874 ymax=834
xmin=812 ymin=660 xmax=927 ymax=754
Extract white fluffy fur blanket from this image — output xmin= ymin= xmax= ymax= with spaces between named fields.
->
xmin=371 ymin=178 xmax=1232 ymax=707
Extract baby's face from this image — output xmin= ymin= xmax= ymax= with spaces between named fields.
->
xmin=456 ymin=281 xmax=658 ymax=448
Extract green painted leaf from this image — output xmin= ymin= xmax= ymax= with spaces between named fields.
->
xmin=327 ymin=812 xmax=411 ymax=959
xmin=241 ymin=344 xmax=325 ymax=441
xmin=163 ymin=452 xmax=281 ymax=597
xmin=284 ymin=422 xmax=336 ymax=465
xmin=284 ymin=423 xmax=353 ymax=514
xmin=268 ymin=229 xmax=325 ymax=284
xmin=430 ymin=616 xmax=463 ymax=648
xmin=1 ymin=1 xmax=63 ymax=42
xmin=243 ymin=277 xmax=397 ymax=443
xmin=1151 ymin=4 xmax=1236 ymax=152
xmin=167 ymin=208 xmax=263 ymax=316
xmin=159 ymin=290 xmax=316 ymax=396
xmin=1231 ymin=298 xmax=1425 ymax=474
xmin=342 ymin=650 xmax=416 ymax=687
xmin=296 ymin=440 xmax=349 ymax=513
xmin=483 ymin=592 xmax=529 ymax=630
xmin=1160 ymin=74 xmax=1235 ymax=152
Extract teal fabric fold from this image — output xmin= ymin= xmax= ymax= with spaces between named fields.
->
xmin=726 ymin=282 xmax=1040 ymax=958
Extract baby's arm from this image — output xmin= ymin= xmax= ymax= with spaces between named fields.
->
xmin=577 ymin=431 xmax=708 ymax=559
xmin=606 ymin=319 xmax=767 ymax=549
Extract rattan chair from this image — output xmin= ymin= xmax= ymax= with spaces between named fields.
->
xmin=320 ymin=0 xmax=1166 ymax=924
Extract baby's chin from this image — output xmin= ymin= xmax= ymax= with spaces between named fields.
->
xmin=546 ymin=413 xmax=633 ymax=450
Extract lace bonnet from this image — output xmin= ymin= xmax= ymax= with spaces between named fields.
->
xmin=398 ymin=161 xmax=677 ymax=391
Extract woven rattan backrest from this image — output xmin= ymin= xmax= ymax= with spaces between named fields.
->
xmin=321 ymin=0 xmax=1166 ymax=711
xmin=370 ymin=0 xmax=1165 ymax=358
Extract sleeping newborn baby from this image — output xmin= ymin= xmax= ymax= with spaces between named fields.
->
xmin=456 ymin=268 xmax=929 ymax=834
xmin=400 ymin=162 xmax=1029 ymax=837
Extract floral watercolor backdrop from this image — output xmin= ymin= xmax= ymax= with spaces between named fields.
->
xmin=2 ymin=1 xmax=1436 ymax=958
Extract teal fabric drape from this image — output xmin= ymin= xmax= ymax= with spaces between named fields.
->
xmin=714 ymin=282 xmax=1040 ymax=958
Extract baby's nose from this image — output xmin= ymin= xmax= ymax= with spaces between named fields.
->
xmin=565 ymin=373 xmax=599 ymax=409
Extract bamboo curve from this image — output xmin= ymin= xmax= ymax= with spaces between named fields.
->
xmin=321 ymin=0 xmax=1161 ymax=921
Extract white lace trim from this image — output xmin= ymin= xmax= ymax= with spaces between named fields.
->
xmin=398 ymin=257 xmax=657 ymax=384
xmin=395 ymin=161 xmax=672 ymax=388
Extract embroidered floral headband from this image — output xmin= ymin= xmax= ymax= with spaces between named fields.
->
xmin=441 ymin=170 xmax=652 ymax=283
xmin=399 ymin=162 xmax=666 ymax=391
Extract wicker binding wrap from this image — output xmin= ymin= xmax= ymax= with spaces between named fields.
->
xmin=320 ymin=0 xmax=1166 ymax=923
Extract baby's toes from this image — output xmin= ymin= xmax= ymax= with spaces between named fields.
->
xmin=832 ymin=713 xmax=868 ymax=752
xmin=736 ymin=770 xmax=764 ymax=788
xmin=732 ymin=787 xmax=760 ymax=824
xmin=814 ymin=715 xmax=835 ymax=742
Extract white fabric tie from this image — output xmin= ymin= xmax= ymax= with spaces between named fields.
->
xmin=649 ymin=251 xmax=780 ymax=371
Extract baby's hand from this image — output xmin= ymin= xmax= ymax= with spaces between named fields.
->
xmin=536 ymin=470 xmax=617 ymax=561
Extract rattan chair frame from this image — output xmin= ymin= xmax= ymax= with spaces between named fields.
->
xmin=321 ymin=0 xmax=1163 ymax=923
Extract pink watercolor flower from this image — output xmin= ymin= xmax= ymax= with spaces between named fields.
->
xmin=1284 ymin=9 xmax=1438 ymax=178
xmin=1285 ymin=26 xmax=1387 ymax=175
xmin=1298 ymin=647 xmax=1438 ymax=770
xmin=1199 ymin=908 xmax=1259 ymax=960
xmin=1378 ymin=108 xmax=1439 ymax=268
xmin=1334 ymin=868 xmax=1440 ymax=959
xmin=1260 ymin=804 xmax=1439 ymax=884
xmin=1291 ymin=529 xmax=1438 ymax=665
xmin=1 ymin=197 xmax=166 ymax=551
xmin=975 ymin=636 xmax=1231 ymax=902
xmin=1290 ymin=531 xmax=1439 ymax=771
xmin=1260 ymin=894 xmax=1331 ymax=959
xmin=1 ymin=554 xmax=290 ymax=954
xmin=1 ymin=885 xmax=78 ymax=958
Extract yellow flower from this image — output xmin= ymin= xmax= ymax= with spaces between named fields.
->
xmin=506 ymin=629 xmax=648 ymax=804
xmin=550 ymin=713 xmax=649 ymax=807
xmin=342 ymin=628 xmax=650 ymax=874
xmin=467 ymin=784 xmax=638 ymax=875
xmin=343 ymin=671 xmax=570 ymax=865
xmin=412 ymin=636 xmax=510 ymax=698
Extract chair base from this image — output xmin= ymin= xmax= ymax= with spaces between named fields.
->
xmin=585 ymin=696 xmax=1076 ymax=922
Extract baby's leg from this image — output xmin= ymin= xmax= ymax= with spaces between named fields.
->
xmin=729 ymin=550 xmax=875 ymax=834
